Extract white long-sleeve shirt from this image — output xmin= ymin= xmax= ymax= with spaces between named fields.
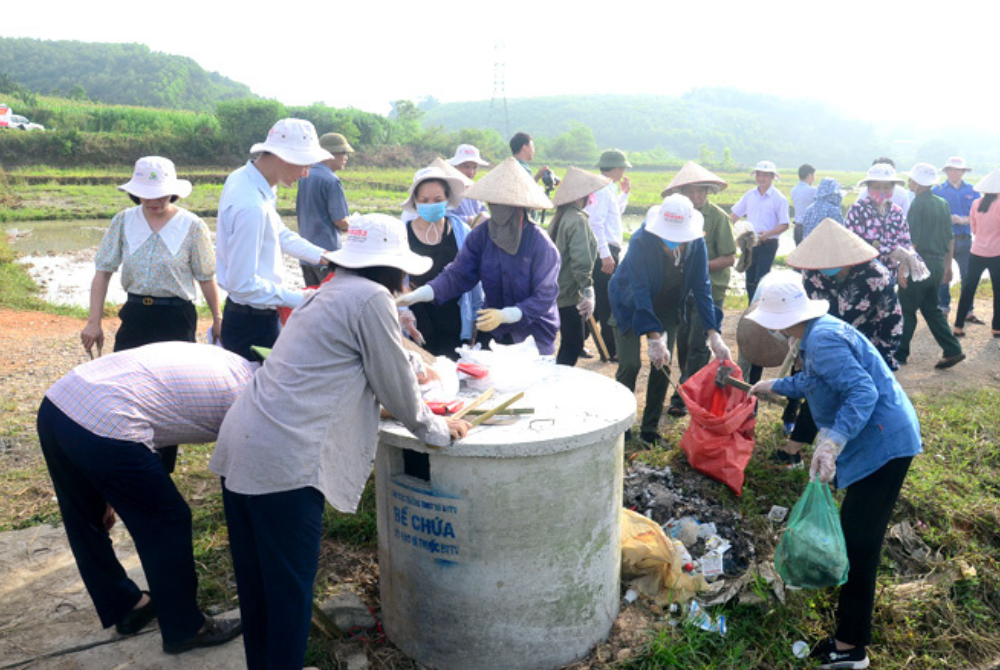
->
xmin=216 ymin=161 xmax=324 ymax=309
xmin=586 ymin=182 xmax=629 ymax=259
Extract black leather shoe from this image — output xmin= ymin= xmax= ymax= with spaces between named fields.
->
xmin=162 ymin=616 xmax=243 ymax=655
xmin=115 ymin=592 xmax=156 ymax=636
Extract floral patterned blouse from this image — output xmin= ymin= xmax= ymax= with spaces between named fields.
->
xmin=803 ymin=260 xmax=902 ymax=370
xmin=94 ymin=206 xmax=215 ymax=301
xmin=843 ymin=197 xmax=912 ymax=274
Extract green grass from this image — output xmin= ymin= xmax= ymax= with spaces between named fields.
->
xmin=618 ymin=388 xmax=1000 ymax=669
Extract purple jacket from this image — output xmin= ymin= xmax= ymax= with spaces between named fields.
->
xmin=429 ymin=220 xmax=561 ymax=355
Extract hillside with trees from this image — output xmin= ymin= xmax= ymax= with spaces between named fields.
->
xmin=0 ymin=37 xmax=253 ymax=111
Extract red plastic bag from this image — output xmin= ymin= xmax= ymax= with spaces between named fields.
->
xmin=277 ymin=270 xmax=336 ymax=326
xmin=677 ymin=359 xmax=757 ymax=495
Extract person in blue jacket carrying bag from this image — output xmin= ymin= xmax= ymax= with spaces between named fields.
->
xmin=748 ymin=273 xmax=922 ymax=670
xmin=609 ymin=193 xmax=732 ymax=446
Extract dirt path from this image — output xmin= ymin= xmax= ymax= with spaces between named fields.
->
xmin=0 ymin=301 xmax=997 ymax=668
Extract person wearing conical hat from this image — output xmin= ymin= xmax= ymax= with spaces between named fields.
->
xmin=609 ymin=194 xmax=732 ymax=446
xmin=954 ymin=169 xmax=1000 ymax=338
xmin=549 ymin=167 xmax=611 ymax=366
xmin=775 ymin=219 xmax=905 ymax=467
xmin=587 ymin=149 xmax=633 ymax=361
xmin=399 ymin=166 xmax=483 ymax=358
xmin=660 ymin=162 xmax=736 ymax=417
xmin=730 ymin=160 xmax=790 ymax=304
xmin=396 ymin=157 xmax=561 ymax=355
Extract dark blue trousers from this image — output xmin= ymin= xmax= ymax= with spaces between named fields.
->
xmin=745 ymin=238 xmax=780 ymax=305
xmin=36 ymin=398 xmax=204 ymax=644
xmin=221 ymin=299 xmax=281 ymax=361
xmin=222 ymin=482 xmax=325 ymax=670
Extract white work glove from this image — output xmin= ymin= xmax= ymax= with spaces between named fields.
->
xmin=398 ymin=308 xmax=425 ymax=345
xmin=396 ymin=284 xmax=434 ymax=307
xmin=810 ymin=428 xmax=846 ymax=483
xmin=476 ymin=307 xmax=522 ymax=332
xmin=890 ymin=248 xmax=931 ymax=287
xmin=577 ymin=287 xmax=596 ymax=319
xmin=708 ymin=331 xmax=732 ymax=362
xmin=647 ymin=336 xmax=669 ymax=370
xmin=748 ymin=379 xmax=776 ymax=397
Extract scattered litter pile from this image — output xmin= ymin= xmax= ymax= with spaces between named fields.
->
xmin=623 ymin=462 xmax=757 ymax=579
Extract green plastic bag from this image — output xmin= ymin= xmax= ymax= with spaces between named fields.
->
xmin=774 ymin=479 xmax=849 ymax=589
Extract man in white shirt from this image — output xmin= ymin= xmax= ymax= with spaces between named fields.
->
xmin=730 ymin=160 xmax=790 ymax=303
xmin=586 ymin=149 xmax=632 ymax=360
xmin=216 ymin=118 xmax=334 ymax=359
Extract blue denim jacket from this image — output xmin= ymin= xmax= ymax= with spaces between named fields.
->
xmin=608 ymin=226 xmax=718 ymax=337
xmin=772 ymin=315 xmax=922 ymax=489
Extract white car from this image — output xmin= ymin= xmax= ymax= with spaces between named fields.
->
xmin=6 ymin=114 xmax=45 ymax=131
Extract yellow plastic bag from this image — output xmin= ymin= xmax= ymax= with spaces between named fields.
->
xmin=621 ymin=509 xmax=707 ymax=605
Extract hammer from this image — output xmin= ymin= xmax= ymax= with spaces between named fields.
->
xmin=714 ymin=363 xmax=781 ymax=405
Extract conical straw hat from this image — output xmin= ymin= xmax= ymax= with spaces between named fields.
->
xmin=974 ymin=169 xmax=1000 ymax=194
xmin=785 ymin=218 xmax=878 ymax=270
xmin=429 ymin=157 xmax=474 ymax=188
xmin=464 ymin=157 xmax=554 ymax=210
xmin=737 ymin=301 xmax=794 ymax=367
xmin=552 ymin=167 xmax=611 ymax=207
xmin=661 ymin=161 xmax=729 ymax=197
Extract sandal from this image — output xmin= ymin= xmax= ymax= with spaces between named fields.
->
xmin=953 ymin=328 xmax=965 ymax=337
xmin=966 ymin=314 xmax=986 ymax=325
xmin=993 ymin=330 xmax=1000 ymax=339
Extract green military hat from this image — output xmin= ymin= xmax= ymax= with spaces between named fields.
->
xmin=595 ymin=149 xmax=632 ymax=170
xmin=319 ymin=133 xmax=355 ymax=154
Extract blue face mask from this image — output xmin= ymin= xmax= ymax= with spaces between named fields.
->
xmin=417 ymin=201 xmax=448 ymax=222
xmin=663 ymin=240 xmax=680 ymax=250
xmin=819 ymin=267 xmax=842 ymax=276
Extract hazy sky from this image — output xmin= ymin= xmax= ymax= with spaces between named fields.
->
xmin=4 ymin=0 xmax=994 ymax=132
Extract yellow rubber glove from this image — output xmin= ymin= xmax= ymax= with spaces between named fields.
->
xmin=475 ymin=307 xmax=522 ymax=332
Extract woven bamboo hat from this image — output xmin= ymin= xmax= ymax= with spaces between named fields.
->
xmin=785 ymin=218 xmax=878 ymax=270
xmin=464 ymin=157 xmax=554 ymax=210
xmin=974 ymin=169 xmax=1000 ymax=194
xmin=429 ymin=157 xmax=474 ymax=188
xmin=552 ymin=167 xmax=611 ymax=207
xmin=738 ymin=303 xmax=795 ymax=367
xmin=661 ymin=161 xmax=729 ymax=197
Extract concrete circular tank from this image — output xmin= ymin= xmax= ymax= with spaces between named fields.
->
xmin=376 ymin=366 xmax=635 ymax=670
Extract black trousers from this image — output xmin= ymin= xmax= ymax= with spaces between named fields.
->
xmin=221 ymin=298 xmax=281 ymax=361
xmin=114 ymin=298 xmax=197 ymax=474
xmin=556 ymin=305 xmax=586 ymax=366
xmin=836 ymin=456 xmax=913 ymax=646
xmin=745 ymin=238 xmax=780 ymax=305
xmin=592 ymin=245 xmax=621 ymax=358
xmin=955 ymin=253 xmax=1000 ymax=330
xmin=37 ymin=399 xmax=205 ymax=644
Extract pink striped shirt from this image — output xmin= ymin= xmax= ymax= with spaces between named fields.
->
xmin=46 ymin=342 xmax=257 ymax=450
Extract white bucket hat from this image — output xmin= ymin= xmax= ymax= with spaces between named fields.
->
xmin=249 ymin=118 xmax=333 ymax=166
xmin=646 ymin=194 xmax=705 ymax=243
xmin=903 ymin=163 xmax=940 ymax=188
xmin=401 ymin=166 xmax=467 ymax=214
xmin=118 ymin=156 xmax=192 ymax=200
xmin=448 ymin=144 xmax=489 ymax=167
xmin=745 ymin=272 xmax=829 ymax=331
xmin=751 ymin=160 xmax=780 ymax=178
xmin=322 ymin=213 xmax=432 ymax=276
xmin=941 ymin=156 xmax=972 ymax=172
xmin=974 ymin=169 xmax=1000 ymax=194
xmin=856 ymin=163 xmax=905 ymax=188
